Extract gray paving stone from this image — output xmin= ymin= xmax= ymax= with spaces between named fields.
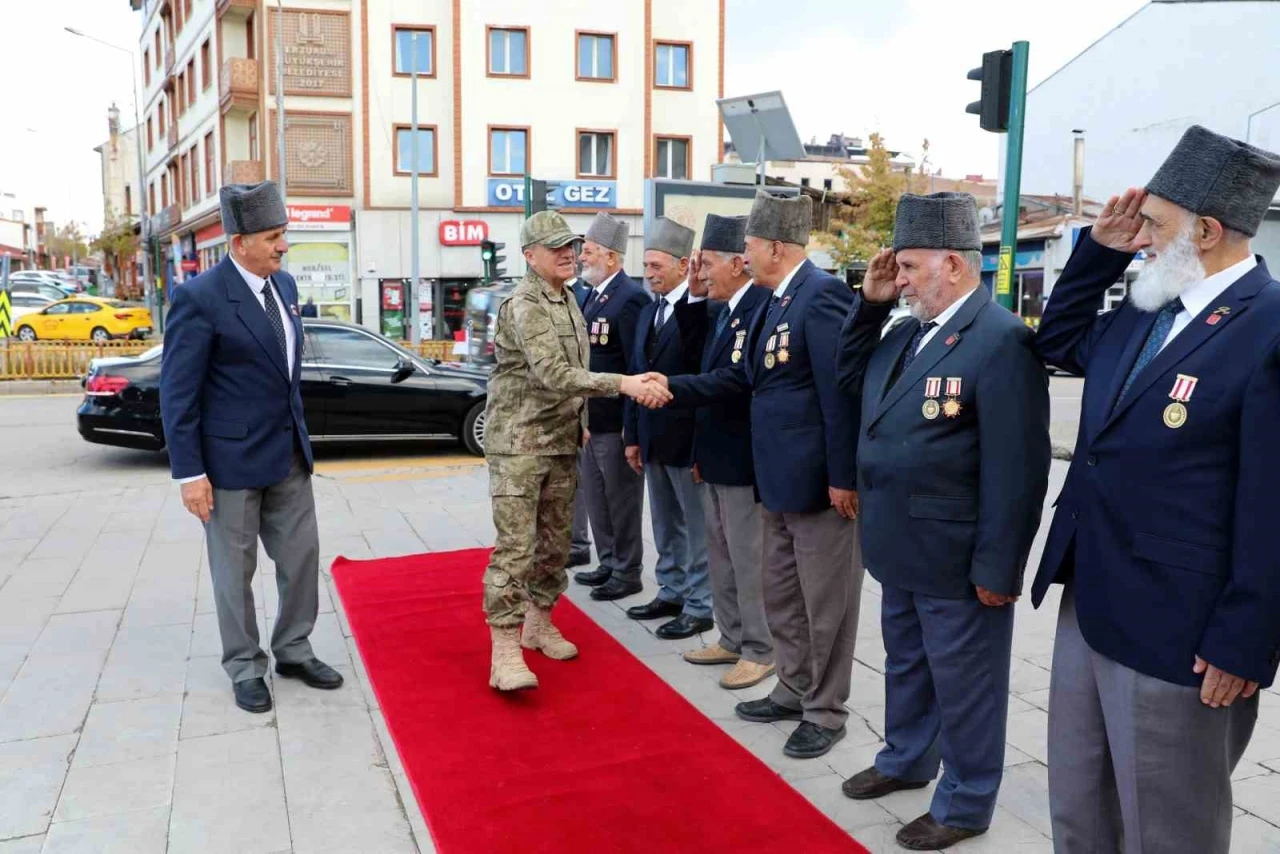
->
xmin=96 ymin=623 xmax=191 ymax=703
xmin=178 ymin=656 xmax=275 ymax=742
xmin=1230 ymin=814 xmax=1280 ymax=852
xmin=72 ymin=695 xmax=182 ymax=769
xmin=0 ymin=652 xmax=104 ymax=742
xmin=0 ymin=836 xmax=45 ymax=854
xmin=0 ymin=735 xmax=77 ymax=840
xmin=42 ymin=805 xmax=171 ymax=854
xmin=52 ymin=754 xmax=175 ymax=823
xmin=1234 ymin=773 xmax=1280 ymax=827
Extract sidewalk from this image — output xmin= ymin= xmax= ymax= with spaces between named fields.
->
xmin=2 ymin=459 xmax=1278 ymax=853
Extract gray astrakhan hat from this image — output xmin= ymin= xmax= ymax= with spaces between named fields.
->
xmin=584 ymin=212 xmax=630 ymax=255
xmin=219 ymin=180 xmax=288 ymax=235
xmin=892 ymin=192 xmax=981 ymax=252
xmin=1146 ymin=125 xmax=1280 ymax=237
xmin=646 ymin=216 xmax=695 ymax=259
xmin=700 ymin=214 xmax=747 ymax=254
xmin=745 ymin=190 xmax=812 ymax=246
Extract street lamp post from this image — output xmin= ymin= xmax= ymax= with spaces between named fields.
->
xmin=65 ymin=26 xmax=153 ymax=320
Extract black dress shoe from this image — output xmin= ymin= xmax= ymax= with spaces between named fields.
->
xmin=590 ymin=577 xmax=643 ymax=601
xmin=233 ymin=677 xmax=272 ymax=713
xmin=783 ymin=721 xmax=846 ymax=759
xmin=655 ymin=614 xmax=715 ymax=639
xmin=626 ymin=597 xmax=684 ymax=621
xmin=842 ymin=766 xmax=931 ymax=800
xmin=734 ymin=697 xmax=803 ymax=723
xmin=566 ymin=550 xmax=592 ymax=568
xmin=575 ymin=566 xmax=612 ymax=587
xmin=896 ymin=813 xmax=987 ymax=850
xmin=275 ymin=658 xmax=344 ymax=690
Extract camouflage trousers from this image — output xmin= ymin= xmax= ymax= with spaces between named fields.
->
xmin=483 ymin=453 xmax=579 ymax=627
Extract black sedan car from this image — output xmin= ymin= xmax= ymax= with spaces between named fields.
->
xmin=77 ymin=319 xmax=491 ymax=455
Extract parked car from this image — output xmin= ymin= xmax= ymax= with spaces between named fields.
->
xmin=13 ymin=297 xmax=154 ymax=342
xmin=8 ymin=271 xmax=78 ymax=296
xmin=8 ymin=280 xmax=74 ymax=302
xmin=9 ymin=292 xmax=57 ymax=321
xmin=76 ymin=319 xmax=492 ymax=455
xmin=464 ymin=281 xmax=517 ymax=364
xmin=882 ymin=305 xmax=913 ymax=339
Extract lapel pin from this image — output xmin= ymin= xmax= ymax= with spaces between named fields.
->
xmin=290 ymin=304 xmax=299 ymax=317
xmin=1206 ymin=306 xmax=1231 ymax=326
xmin=945 ymin=333 xmax=960 ymax=346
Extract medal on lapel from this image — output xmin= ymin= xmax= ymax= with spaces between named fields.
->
xmin=290 ymin=303 xmax=300 ymax=317
xmin=599 ymin=319 xmax=609 ymax=346
xmin=600 ymin=293 xmax=610 ymax=305
xmin=764 ymin=334 xmax=778 ymax=370
xmin=777 ymin=331 xmax=791 ymax=365
xmin=922 ymin=377 xmax=942 ymax=420
xmin=1206 ymin=306 xmax=1230 ymax=326
xmin=943 ymin=377 xmax=963 ymax=418
xmin=731 ymin=317 xmax=741 ymax=329
xmin=590 ymin=320 xmax=600 ymax=345
xmin=1163 ymin=374 xmax=1197 ymax=428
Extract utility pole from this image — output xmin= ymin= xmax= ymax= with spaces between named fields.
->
xmin=276 ymin=1 xmax=287 ymax=198
xmin=1072 ymin=129 xmax=1085 ymax=217
xmin=410 ymin=32 xmax=421 ymax=346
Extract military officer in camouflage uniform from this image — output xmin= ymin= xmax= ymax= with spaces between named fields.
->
xmin=484 ymin=211 xmax=668 ymax=691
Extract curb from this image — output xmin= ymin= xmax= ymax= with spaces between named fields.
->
xmin=0 ymin=380 xmax=83 ymax=396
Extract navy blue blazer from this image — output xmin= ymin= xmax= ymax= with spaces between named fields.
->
xmin=1033 ymin=230 xmax=1280 ymax=689
xmin=836 ymin=287 xmax=1051 ymax=598
xmin=160 ymin=256 xmax=313 ymax=491
xmin=583 ymin=272 xmax=649 ymax=434
xmin=667 ymin=261 xmax=859 ymax=513
xmin=691 ymin=285 xmax=771 ymax=487
xmin=623 ymin=290 xmax=709 ymax=466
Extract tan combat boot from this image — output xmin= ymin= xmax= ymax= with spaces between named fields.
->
xmin=521 ymin=605 xmax=579 ymax=660
xmin=489 ymin=626 xmax=539 ymax=691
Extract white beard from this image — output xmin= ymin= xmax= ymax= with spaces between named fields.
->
xmin=1130 ymin=226 xmax=1205 ymax=312
xmin=581 ymin=262 xmax=608 ymax=287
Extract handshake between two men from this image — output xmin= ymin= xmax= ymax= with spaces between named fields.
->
xmin=617 ymin=373 xmax=673 ymax=408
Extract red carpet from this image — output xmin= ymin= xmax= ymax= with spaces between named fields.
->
xmin=332 ymin=548 xmax=870 ymax=854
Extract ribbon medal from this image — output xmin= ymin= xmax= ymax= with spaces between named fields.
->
xmin=943 ymin=377 xmax=963 ymax=418
xmin=922 ymin=377 xmax=942 ymax=420
xmin=764 ymin=334 xmax=778 ymax=370
xmin=731 ymin=330 xmax=747 ymax=364
xmin=777 ymin=331 xmax=791 ymax=365
xmin=1164 ymin=374 xmax=1197 ymax=428
xmin=599 ymin=319 xmax=609 ymax=346
xmin=1206 ymin=306 xmax=1230 ymax=326
xmin=590 ymin=321 xmax=600 ymax=345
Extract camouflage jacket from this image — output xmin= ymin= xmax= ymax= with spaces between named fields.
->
xmin=484 ymin=269 xmax=623 ymax=455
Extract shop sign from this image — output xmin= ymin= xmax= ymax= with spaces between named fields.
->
xmin=288 ymin=205 xmax=352 ymax=231
xmin=439 ymin=220 xmax=489 ymax=246
xmin=486 ymin=179 xmax=617 ymax=209
xmin=181 ymin=259 xmax=199 ymax=273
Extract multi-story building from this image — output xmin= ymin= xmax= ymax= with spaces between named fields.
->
xmin=93 ymin=105 xmax=144 ymax=292
xmin=129 ymin=0 xmax=724 ymax=336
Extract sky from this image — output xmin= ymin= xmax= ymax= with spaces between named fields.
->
xmin=0 ymin=0 xmax=1148 ymax=237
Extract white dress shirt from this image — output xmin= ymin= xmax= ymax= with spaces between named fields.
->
xmin=1159 ymin=255 xmax=1256 ymax=353
xmin=772 ymin=261 xmax=807 ymax=301
xmin=915 ymin=286 xmax=981 ymax=354
xmin=178 ymin=258 xmax=297 ymax=485
xmin=652 ymin=280 xmax=706 ymax=328
xmin=726 ymin=279 xmax=755 ymax=314
xmin=592 ymin=270 xmax=620 ymax=299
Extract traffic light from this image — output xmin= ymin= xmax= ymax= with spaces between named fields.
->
xmin=525 ymin=179 xmax=562 ymax=216
xmin=480 ymin=240 xmax=506 ymax=282
xmin=966 ymin=49 xmax=1013 ymax=133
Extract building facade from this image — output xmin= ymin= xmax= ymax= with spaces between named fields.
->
xmin=94 ymin=105 xmax=144 ymax=292
xmin=128 ymin=0 xmax=724 ymax=337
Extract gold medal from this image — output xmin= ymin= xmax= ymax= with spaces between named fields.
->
xmin=1163 ymin=401 xmax=1187 ymax=429
xmin=731 ymin=350 xmax=741 ymax=364
xmin=777 ymin=348 xmax=790 ymax=364
xmin=590 ymin=335 xmax=599 ymax=344
xmin=943 ymin=399 xmax=962 ymax=418
xmin=599 ymin=334 xmax=608 ymax=345
xmin=922 ymin=399 xmax=941 ymax=420
xmin=764 ymin=353 xmax=776 ymax=370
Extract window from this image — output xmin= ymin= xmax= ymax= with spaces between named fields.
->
xmin=311 ymin=327 xmax=401 ymax=369
xmin=176 ymin=72 xmax=185 ymax=114
xmin=577 ymin=131 xmax=615 ymax=179
xmin=190 ymin=148 xmax=200 ymax=205
xmin=188 ymin=59 xmax=197 ymax=104
xmin=654 ymin=42 xmax=691 ymax=89
xmin=577 ymin=32 xmax=614 ymax=82
xmin=161 ymin=173 xmax=168 ymax=208
xmin=204 ymin=131 xmax=215 ymax=195
xmin=147 ymin=116 xmax=154 ymax=151
xmin=246 ymin=15 xmax=255 ymax=59
xmin=149 ymin=183 xmax=156 ymax=214
xmin=144 ymin=48 xmax=151 ymax=86
xmin=202 ymin=40 xmax=211 ymax=89
xmin=154 ymin=31 xmax=161 ymax=67
xmin=157 ymin=102 xmax=165 ymax=135
xmin=44 ymin=304 xmax=72 ymax=317
xmin=487 ymin=27 xmax=528 ymax=77
xmin=183 ymin=0 xmax=193 ymax=23
xmin=489 ymin=127 xmax=528 ymax=176
xmin=70 ymin=302 xmax=101 ymax=315
xmin=248 ymin=114 xmax=258 ymax=160
xmin=655 ymin=136 xmax=690 ymax=180
xmin=800 ymin=177 xmax=811 ymax=188
xmin=393 ymin=26 xmax=435 ymax=76
xmin=124 ymin=186 xmax=133 ymax=216
xmin=394 ymin=126 xmax=438 ymax=176
xmin=178 ymin=154 xmax=187 ymax=208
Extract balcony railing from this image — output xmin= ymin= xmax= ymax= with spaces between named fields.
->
xmin=219 ymin=58 xmax=260 ymax=115
xmin=224 ymin=160 xmax=265 ymax=185
xmin=215 ymin=0 xmax=256 ymax=16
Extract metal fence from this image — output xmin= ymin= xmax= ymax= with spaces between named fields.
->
xmin=0 ymin=339 xmax=464 ymax=380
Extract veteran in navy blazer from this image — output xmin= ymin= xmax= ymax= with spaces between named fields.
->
xmin=656 ymin=192 xmax=863 ymax=761
xmin=572 ymin=214 xmax=653 ymax=603
xmin=835 ymin=193 xmax=1050 ymax=852
xmin=161 ymin=180 xmax=342 ymax=716
xmin=1033 ymin=127 xmax=1280 ymax=854
xmin=621 ymin=217 xmax=714 ymax=639
xmin=677 ymin=214 xmax=776 ymax=690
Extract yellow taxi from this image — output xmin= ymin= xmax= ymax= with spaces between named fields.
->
xmin=13 ymin=297 xmax=154 ymax=343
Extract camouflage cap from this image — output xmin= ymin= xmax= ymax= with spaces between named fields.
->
xmin=521 ymin=211 xmax=580 ymax=249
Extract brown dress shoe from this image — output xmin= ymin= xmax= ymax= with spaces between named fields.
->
xmin=683 ymin=643 xmax=740 ymax=665
xmin=719 ymin=660 xmax=775 ymax=689
xmin=841 ymin=766 xmax=931 ymax=800
xmin=895 ymin=813 xmax=987 ymax=851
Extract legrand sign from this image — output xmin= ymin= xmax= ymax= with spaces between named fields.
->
xmin=439 ymin=220 xmax=489 ymax=246
xmin=486 ymin=179 xmax=618 ymax=209
xmin=288 ymin=205 xmax=351 ymax=231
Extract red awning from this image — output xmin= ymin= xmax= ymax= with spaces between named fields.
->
xmin=0 ymin=245 xmax=27 ymax=259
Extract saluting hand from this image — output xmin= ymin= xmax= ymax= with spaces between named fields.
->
xmin=1092 ymin=188 xmax=1148 ymax=253
xmin=1194 ymin=656 xmax=1260 ymax=708
xmin=688 ymin=251 xmax=709 ymax=299
xmin=861 ymin=248 xmax=901 ymax=305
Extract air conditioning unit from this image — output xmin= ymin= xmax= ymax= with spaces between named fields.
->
xmin=711 ymin=163 xmax=759 ymax=186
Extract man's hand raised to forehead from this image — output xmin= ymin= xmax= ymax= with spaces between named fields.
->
xmin=1092 ymin=188 xmax=1148 ymax=253
xmin=861 ymin=248 xmax=901 ymax=305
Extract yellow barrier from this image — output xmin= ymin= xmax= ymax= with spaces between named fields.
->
xmin=0 ymin=340 xmax=156 ymax=380
xmin=409 ymin=340 xmax=461 ymax=361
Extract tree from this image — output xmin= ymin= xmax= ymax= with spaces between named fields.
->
xmin=92 ymin=214 xmax=140 ymax=298
xmin=46 ymin=222 xmax=91 ymax=264
xmin=818 ymin=133 xmax=908 ymax=268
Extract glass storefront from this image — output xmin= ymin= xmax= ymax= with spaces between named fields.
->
xmin=287 ymin=237 xmax=353 ymax=322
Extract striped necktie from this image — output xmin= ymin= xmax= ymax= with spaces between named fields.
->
xmin=1117 ymin=299 xmax=1183 ymax=404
